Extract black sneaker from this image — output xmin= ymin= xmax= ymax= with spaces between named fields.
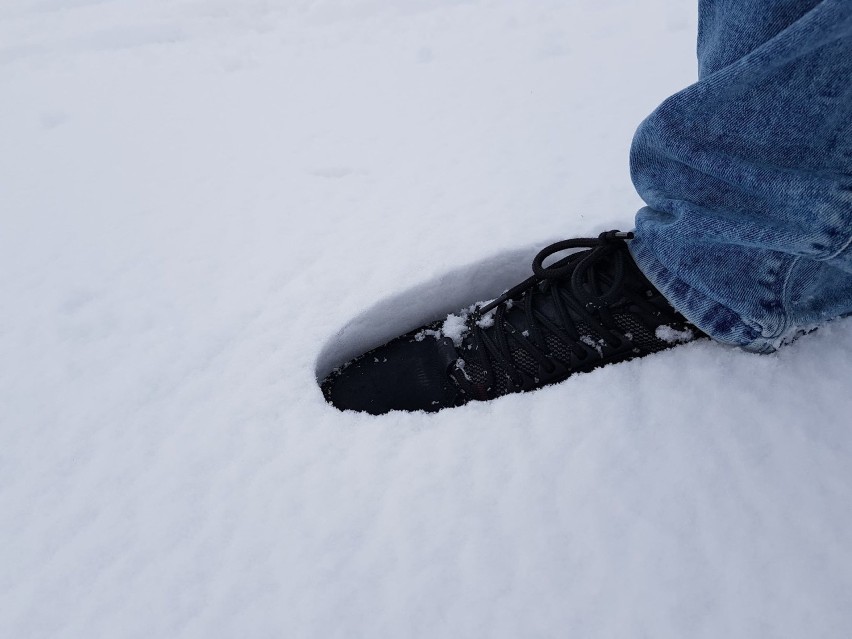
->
xmin=322 ymin=231 xmax=702 ymax=414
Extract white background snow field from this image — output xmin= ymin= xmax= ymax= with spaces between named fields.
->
xmin=2 ymin=1 xmax=851 ymax=637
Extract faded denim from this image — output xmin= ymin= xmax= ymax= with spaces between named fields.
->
xmin=629 ymin=0 xmax=852 ymax=352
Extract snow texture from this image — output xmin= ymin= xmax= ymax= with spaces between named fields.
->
xmin=656 ymin=324 xmax=695 ymax=344
xmin=418 ymin=303 xmax=496 ymax=347
xmin=2 ymin=1 xmax=851 ymax=638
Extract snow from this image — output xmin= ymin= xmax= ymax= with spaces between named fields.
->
xmin=440 ymin=310 xmax=469 ymax=346
xmin=2 ymin=1 xmax=851 ymax=638
xmin=656 ymin=324 xmax=696 ymax=344
xmin=415 ymin=303 xmax=496 ymax=348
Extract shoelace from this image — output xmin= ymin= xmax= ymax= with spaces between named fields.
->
xmin=458 ymin=230 xmax=663 ymax=394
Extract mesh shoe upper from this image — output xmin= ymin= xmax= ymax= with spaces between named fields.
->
xmin=322 ymin=232 xmax=702 ymax=414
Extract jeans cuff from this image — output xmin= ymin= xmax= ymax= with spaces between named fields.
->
xmin=628 ymin=235 xmax=777 ymax=353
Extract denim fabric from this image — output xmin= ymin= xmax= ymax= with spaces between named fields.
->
xmin=629 ymin=0 xmax=852 ymax=352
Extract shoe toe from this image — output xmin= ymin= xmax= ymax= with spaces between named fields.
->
xmin=322 ymin=334 xmax=461 ymax=415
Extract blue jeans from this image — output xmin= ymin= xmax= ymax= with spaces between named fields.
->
xmin=629 ymin=0 xmax=852 ymax=352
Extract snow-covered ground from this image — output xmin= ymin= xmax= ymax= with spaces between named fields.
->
xmin=2 ymin=1 xmax=851 ymax=637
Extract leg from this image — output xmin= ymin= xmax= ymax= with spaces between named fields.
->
xmin=629 ymin=0 xmax=852 ymax=351
xmin=322 ymin=1 xmax=852 ymax=413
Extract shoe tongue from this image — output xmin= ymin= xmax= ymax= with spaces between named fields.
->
xmin=466 ymin=282 xmax=562 ymax=352
xmin=479 ymin=252 xmax=625 ymax=342
xmin=505 ymin=284 xmax=559 ymax=331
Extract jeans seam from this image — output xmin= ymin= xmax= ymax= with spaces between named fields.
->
xmin=777 ymin=254 xmax=802 ymax=340
xmin=820 ymin=232 xmax=852 ymax=262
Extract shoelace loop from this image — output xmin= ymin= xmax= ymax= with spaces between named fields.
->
xmin=458 ymin=230 xmax=647 ymax=398
xmin=477 ymin=230 xmax=634 ymax=316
